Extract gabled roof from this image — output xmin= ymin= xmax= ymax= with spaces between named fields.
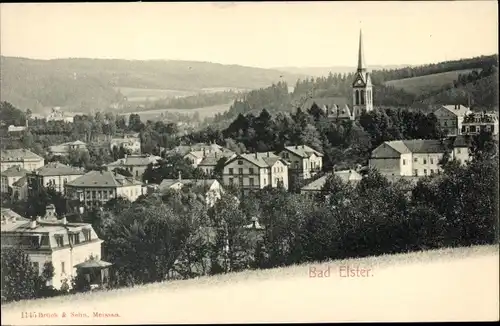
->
xmin=106 ymin=155 xmax=161 ymax=167
xmin=301 ymin=170 xmax=363 ymax=191
xmin=284 ymin=145 xmax=324 ymax=158
xmin=1 ymin=149 xmax=43 ymax=162
xmin=229 ymin=152 xmax=289 ymax=168
xmin=380 ymin=139 xmax=447 ymax=154
xmin=170 ymin=143 xmax=224 ymax=156
xmin=1 ymin=166 xmax=30 ymax=177
xmin=34 ymin=162 xmax=86 ymax=176
xmin=66 ymin=170 xmax=143 ymax=188
xmin=12 ymin=176 xmax=28 ymax=187
xmin=198 ymin=151 xmax=235 ymax=167
xmin=438 ymin=105 xmax=471 ymax=117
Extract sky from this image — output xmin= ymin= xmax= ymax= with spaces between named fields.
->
xmin=1 ymin=1 xmax=498 ymax=68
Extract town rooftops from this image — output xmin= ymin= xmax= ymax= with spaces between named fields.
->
xmin=301 ymin=170 xmax=363 ymax=191
xmin=66 ymin=170 xmax=143 ymax=188
xmin=0 ymin=149 xmax=43 ymax=162
xmin=229 ymin=152 xmax=288 ymax=168
xmin=106 ymin=155 xmax=161 ymax=167
xmin=33 ymin=162 xmax=86 ymax=176
xmin=439 ymin=104 xmax=471 ymax=117
xmin=284 ymin=145 xmax=324 ymax=158
xmin=1 ymin=166 xmax=30 ymax=177
xmin=380 ymin=139 xmax=448 ymax=154
xmin=170 ymin=143 xmax=224 ymax=156
xmin=198 ymin=151 xmax=236 ymax=167
xmin=301 ymin=97 xmax=349 ymax=111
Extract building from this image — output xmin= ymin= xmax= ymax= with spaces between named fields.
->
xmin=46 ymin=107 xmax=74 ymax=123
xmin=49 ymin=140 xmax=88 ymax=157
xmin=65 ymin=170 xmax=144 ymax=210
xmin=167 ymin=143 xmax=228 ymax=167
xmin=300 ymin=29 xmax=373 ymax=120
xmin=7 ymin=125 xmax=27 ymax=133
xmin=222 ymin=152 xmax=289 ymax=192
xmin=27 ymin=162 xmax=86 ymax=196
xmin=369 ymin=137 xmax=471 ymax=178
xmin=278 ymin=145 xmax=323 ymax=183
xmin=110 ymin=133 xmax=141 ymax=154
xmin=0 ymin=149 xmax=45 ymax=172
xmin=1 ymin=208 xmax=104 ymax=290
xmin=197 ymin=151 xmax=236 ymax=175
xmin=461 ymin=112 xmax=499 ymax=135
xmin=12 ymin=176 xmax=28 ymax=201
xmin=433 ymin=104 xmax=472 ymax=136
xmin=300 ymin=169 xmax=363 ymax=198
xmin=1 ymin=166 xmax=29 ymax=194
xmin=105 ymin=154 xmax=161 ymax=180
xmin=158 ymin=175 xmax=224 ymax=207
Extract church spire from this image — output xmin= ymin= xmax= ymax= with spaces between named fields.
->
xmin=357 ymin=29 xmax=366 ymax=72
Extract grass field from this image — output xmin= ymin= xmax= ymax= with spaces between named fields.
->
xmin=384 ymin=69 xmax=480 ymax=95
xmin=2 ymin=244 xmax=498 ymax=324
xmin=118 ymin=103 xmax=232 ymax=121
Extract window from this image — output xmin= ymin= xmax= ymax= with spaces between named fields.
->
xmin=294 ymin=162 xmax=299 ymax=169
xmin=430 ymin=158 xmax=434 ymax=164
xmin=249 ymin=168 xmax=254 ymax=174
xmin=229 ymin=178 xmax=234 ymax=185
xmin=470 ymin=126 xmax=476 ymax=133
xmin=414 ymin=169 xmax=418 ymax=176
xmin=249 ymin=178 xmax=254 ymax=186
xmin=229 ymin=168 xmax=234 ymax=175
xmin=92 ymin=191 xmax=96 ymax=199
xmin=63 ymin=178 xmax=67 ymax=184
xmin=55 ymin=235 xmax=64 ymax=247
xmin=430 ymin=169 xmax=434 ymax=175
xmin=403 ymin=159 xmax=406 ymax=165
xmin=423 ymin=159 xmax=427 ymax=164
xmin=32 ymin=262 xmax=39 ymax=275
xmin=424 ymin=169 xmax=427 ymax=175
xmin=238 ymin=168 xmax=243 ymax=175
xmin=239 ymin=177 xmax=243 ymax=186
xmin=284 ymin=152 xmax=289 ymax=159
xmin=70 ymin=233 xmax=80 ymax=245
xmin=457 ymin=148 xmax=461 ymax=154
xmin=61 ymin=262 xmax=66 ymax=274
xmin=414 ymin=158 xmax=418 ymax=163
xmin=83 ymin=229 xmax=92 ymax=241
xmin=263 ymin=178 xmax=267 ymax=185
xmin=237 ymin=160 xmax=243 ymax=165
xmin=103 ymin=191 xmax=108 ymax=200
xmin=135 ymin=170 xmax=139 ymax=177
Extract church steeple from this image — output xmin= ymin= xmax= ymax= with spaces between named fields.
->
xmin=357 ymin=29 xmax=366 ymax=72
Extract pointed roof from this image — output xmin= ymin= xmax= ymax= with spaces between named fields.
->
xmin=34 ymin=162 xmax=86 ymax=176
xmin=1 ymin=166 xmax=30 ymax=177
xmin=357 ymin=29 xmax=366 ymax=72
xmin=66 ymin=170 xmax=143 ymax=188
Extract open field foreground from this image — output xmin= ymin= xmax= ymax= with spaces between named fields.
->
xmin=2 ymin=245 xmax=499 ymax=324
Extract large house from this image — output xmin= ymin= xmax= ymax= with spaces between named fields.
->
xmin=110 ymin=133 xmax=141 ymax=154
xmin=46 ymin=107 xmax=74 ymax=123
xmin=278 ymin=145 xmax=323 ymax=183
xmin=198 ymin=151 xmax=236 ymax=175
xmin=49 ymin=140 xmax=88 ymax=157
xmin=1 ymin=166 xmax=29 ymax=194
xmin=1 ymin=207 xmax=104 ymax=290
xmin=301 ymin=29 xmax=373 ymax=120
xmin=369 ymin=137 xmax=471 ymax=178
xmin=300 ymin=169 xmax=363 ymax=198
xmin=1 ymin=149 xmax=45 ymax=172
xmin=433 ymin=104 xmax=472 ymax=136
xmin=65 ymin=170 xmax=144 ymax=210
xmin=105 ymin=154 xmax=161 ymax=180
xmin=27 ymin=162 xmax=86 ymax=196
xmin=461 ymin=112 xmax=499 ymax=136
xmin=12 ymin=176 xmax=28 ymax=201
xmin=169 ymin=143 xmax=224 ymax=157
xmin=158 ymin=175 xmax=224 ymax=207
xmin=222 ymin=152 xmax=289 ymax=192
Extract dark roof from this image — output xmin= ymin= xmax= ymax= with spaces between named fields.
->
xmin=74 ymin=259 xmax=112 ymax=269
xmin=284 ymin=145 xmax=324 ymax=158
xmin=12 ymin=176 xmax=28 ymax=187
xmin=106 ymin=155 xmax=161 ymax=167
xmin=1 ymin=166 xmax=29 ymax=177
xmin=383 ymin=139 xmax=447 ymax=154
xmin=34 ymin=162 xmax=85 ymax=176
xmin=1 ymin=149 xmax=43 ymax=162
xmin=228 ymin=152 xmax=288 ymax=168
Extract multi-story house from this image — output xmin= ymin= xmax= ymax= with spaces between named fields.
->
xmin=110 ymin=133 xmax=141 ymax=154
xmin=105 ymin=154 xmax=161 ymax=180
xmin=169 ymin=142 xmax=224 ymax=157
xmin=1 ymin=166 xmax=29 ymax=194
xmin=65 ymin=170 xmax=144 ymax=210
xmin=300 ymin=169 xmax=363 ymax=199
xmin=222 ymin=152 xmax=289 ymax=193
xmin=461 ymin=112 xmax=499 ymax=136
xmin=433 ymin=104 xmax=472 ymax=136
xmin=0 ymin=149 xmax=45 ymax=172
xmin=27 ymin=162 xmax=86 ymax=196
xmin=48 ymin=140 xmax=88 ymax=157
xmin=369 ymin=137 xmax=471 ymax=178
xmin=197 ymin=151 xmax=236 ymax=175
xmin=1 ymin=207 xmax=104 ymax=290
xmin=159 ymin=175 xmax=224 ymax=207
xmin=278 ymin=145 xmax=323 ymax=183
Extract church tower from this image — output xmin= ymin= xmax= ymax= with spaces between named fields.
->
xmin=352 ymin=29 xmax=373 ymax=114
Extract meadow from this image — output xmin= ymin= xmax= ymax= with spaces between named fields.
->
xmin=115 ymin=87 xmax=250 ymax=102
xmin=2 ymin=244 xmax=498 ymax=324
xmin=384 ymin=69 xmax=479 ymax=95
xmin=118 ymin=103 xmax=233 ymax=121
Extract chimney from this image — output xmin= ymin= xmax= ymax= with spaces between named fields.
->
xmin=255 ymin=152 xmax=258 ymax=159
xmin=36 ymin=216 xmax=41 ymax=222
xmin=203 ymin=148 xmax=206 ymax=157
xmin=60 ymin=216 xmax=67 ymax=225
xmin=295 ymin=145 xmax=298 ymax=149
xmin=17 ymin=166 xmax=20 ymax=172
xmin=30 ymin=220 xmax=37 ymax=229
xmin=267 ymin=152 xmax=270 ymax=157
xmin=302 ymin=145 xmax=305 ymax=149
xmin=178 ymin=171 xmax=182 ymax=181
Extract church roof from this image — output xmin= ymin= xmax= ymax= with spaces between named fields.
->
xmin=301 ymin=97 xmax=349 ymax=111
xmin=357 ymin=29 xmax=366 ymax=71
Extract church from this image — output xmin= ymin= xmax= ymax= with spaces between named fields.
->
xmin=301 ymin=30 xmax=374 ymax=120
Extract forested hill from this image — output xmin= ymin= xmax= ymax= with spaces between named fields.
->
xmin=208 ymin=54 xmax=498 ymax=128
xmin=0 ymin=56 xmax=305 ymax=113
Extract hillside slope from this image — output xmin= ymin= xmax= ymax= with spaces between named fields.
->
xmin=275 ymin=64 xmax=412 ymax=77
xmin=2 ymin=245 xmax=498 ymax=324
xmin=0 ymin=57 xmax=305 ymax=113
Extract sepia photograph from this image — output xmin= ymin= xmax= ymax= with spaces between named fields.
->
xmin=0 ymin=1 xmax=499 ymax=324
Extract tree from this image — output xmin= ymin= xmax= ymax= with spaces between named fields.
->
xmin=1 ymin=248 xmax=41 ymax=303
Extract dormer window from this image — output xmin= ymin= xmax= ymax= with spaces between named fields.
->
xmin=237 ymin=160 xmax=243 ymax=165
xmin=55 ymin=235 xmax=64 ymax=247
